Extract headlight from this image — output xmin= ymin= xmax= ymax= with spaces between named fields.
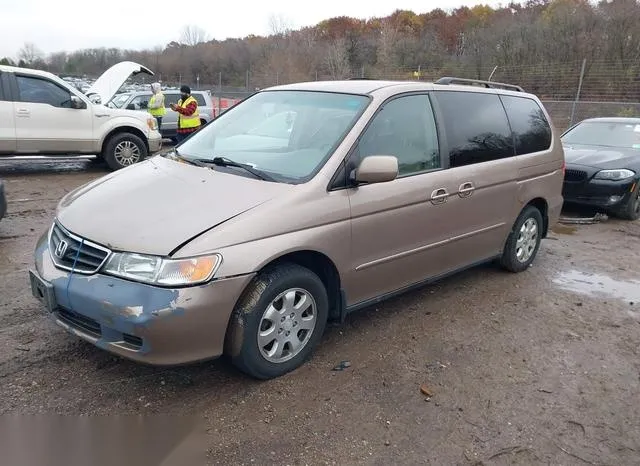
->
xmin=594 ymin=169 xmax=635 ymax=180
xmin=103 ymin=253 xmax=222 ymax=286
xmin=147 ymin=117 xmax=158 ymax=131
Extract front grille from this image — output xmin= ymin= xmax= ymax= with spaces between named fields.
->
xmin=58 ymin=308 xmax=102 ymax=338
xmin=49 ymin=222 xmax=111 ymax=274
xmin=564 ymin=169 xmax=588 ymax=183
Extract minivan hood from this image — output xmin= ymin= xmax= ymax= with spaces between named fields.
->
xmin=563 ymin=144 xmax=640 ymax=169
xmin=85 ymin=61 xmax=154 ymax=105
xmin=56 ymin=156 xmax=293 ymax=256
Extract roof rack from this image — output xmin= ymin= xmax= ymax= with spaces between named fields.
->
xmin=434 ymin=77 xmax=524 ymax=92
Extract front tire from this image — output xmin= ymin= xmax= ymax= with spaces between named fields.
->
xmin=500 ymin=205 xmax=544 ymax=273
xmin=615 ymin=183 xmax=640 ymax=221
xmin=225 ymin=264 xmax=329 ymax=380
xmin=103 ymin=132 xmax=147 ymax=171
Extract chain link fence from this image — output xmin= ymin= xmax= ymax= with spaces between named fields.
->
xmin=157 ymin=59 xmax=640 ymax=130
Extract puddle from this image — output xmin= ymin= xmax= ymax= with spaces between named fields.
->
xmin=553 ymin=270 xmax=640 ymax=306
xmin=551 ymin=224 xmax=577 ymax=235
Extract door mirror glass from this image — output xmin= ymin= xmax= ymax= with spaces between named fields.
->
xmin=352 ymin=155 xmax=398 ymax=184
xmin=70 ymin=95 xmax=86 ymax=109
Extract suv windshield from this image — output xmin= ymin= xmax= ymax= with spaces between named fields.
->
xmin=174 ymin=90 xmax=370 ymax=183
xmin=562 ymin=121 xmax=640 ymax=149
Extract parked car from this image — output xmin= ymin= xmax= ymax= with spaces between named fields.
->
xmin=561 ymin=117 xmax=640 ymax=220
xmin=29 ymin=77 xmax=564 ymax=379
xmin=0 ymin=61 xmax=163 ymax=170
xmin=0 ymin=178 xmax=6 ymax=222
xmin=107 ymin=90 xmax=215 ymax=141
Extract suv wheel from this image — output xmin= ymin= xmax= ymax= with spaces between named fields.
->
xmin=500 ymin=205 xmax=544 ymax=273
xmin=103 ymin=132 xmax=147 ymax=170
xmin=615 ymin=182 xmax=640 ymax=221
xmin=226 ymin=264 xmax=328 ymax=380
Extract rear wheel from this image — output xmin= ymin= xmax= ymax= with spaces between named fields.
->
xmin=225 ymin=264 xmax=329 ymax=380
xmin=103 ymin=132 xmax=147 ymax=171
xmin=615 ymin=182 xmax=640 ymax=221
xmin=500 ymin=206 xmax=544 ymax=273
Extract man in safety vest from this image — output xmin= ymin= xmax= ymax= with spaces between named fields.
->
xmin=147 ymin=82 xmax=166 ymax=130
xmin=170 ymin=85 xmax=201 ymax=142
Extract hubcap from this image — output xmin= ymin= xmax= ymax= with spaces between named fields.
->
xmin=114 ymin=140 xmax=141 ymax=166
xmin=257 ymin=288 xmax=317 ymax=364
xmin=515 ymin=217 xmax=538 ymax=263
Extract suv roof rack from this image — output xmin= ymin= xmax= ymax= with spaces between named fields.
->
xmin=435 ymin=77 xmax=524 ymax=93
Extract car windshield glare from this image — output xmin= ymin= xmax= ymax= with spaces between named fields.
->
xmin=174 ymin=90 xmax=370 ymax=182
xmin=562 ymin=121 xmax=640 ymax=149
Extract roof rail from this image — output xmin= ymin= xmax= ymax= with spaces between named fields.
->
xmin=434 ymin=77 xmax=524 ymax=92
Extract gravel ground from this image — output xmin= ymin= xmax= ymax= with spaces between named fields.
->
xmin=1 ymin=158 xmax=639 ymax=465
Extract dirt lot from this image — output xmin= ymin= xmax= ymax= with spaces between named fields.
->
xmin=1 ymin=158 xmax=639 ymax=465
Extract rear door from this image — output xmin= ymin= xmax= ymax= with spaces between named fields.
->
xmin=13 ymin=73 xmax=94 ymax=154
xmin=429 ymin=90 xmax=519 ymax=271
xmin=0 ymin=71 xmax=16 ymax=153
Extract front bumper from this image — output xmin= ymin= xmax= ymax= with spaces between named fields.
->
xmin=30 ymin=232 xmax=253 ymax=365
xmin=563 ymin=166 xmax=637 ymax=209
xmin=0 ymin=180 xmax=6 ymax=221
xmin=148 ymin=130 xmax=163 ymax=154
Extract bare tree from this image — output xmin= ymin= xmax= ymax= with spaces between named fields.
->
xmin=18 ymin=42 xmax=44 ymax=64
xmin=268 ymin=14 xmax=294 ymax=36
xmin=326 ymin=38 xmax=351 ymax=79
xmin=180 ymin=25 xmax=209 ymax=46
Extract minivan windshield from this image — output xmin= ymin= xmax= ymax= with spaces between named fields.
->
xmin=562 ymin=121 xmax=640 ymax=149
xmin=173 ymin=90 xmax=370 ymax=183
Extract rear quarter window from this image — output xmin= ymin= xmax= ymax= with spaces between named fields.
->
xmin=500 ymin=95 xmax=552 ymax=155
xmin=434 ymin=91 xmax=514 ymax=168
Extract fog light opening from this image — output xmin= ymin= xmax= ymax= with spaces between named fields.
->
xmin=609 ymin=195 xmax=622 ymax=203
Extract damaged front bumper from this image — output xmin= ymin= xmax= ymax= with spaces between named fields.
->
xmin=29 ymin=232 xmax=253 ymax=365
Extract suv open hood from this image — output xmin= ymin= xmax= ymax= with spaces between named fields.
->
xmin=85 ymin=61 xmax=154 ymax=105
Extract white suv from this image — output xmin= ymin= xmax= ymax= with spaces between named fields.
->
xmin=0 ymin=61 xmax=162 ymax=170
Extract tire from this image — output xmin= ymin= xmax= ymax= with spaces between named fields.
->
xmin=500 ymin=205 xmax=544 ymax=273
xmin=225 ymin=263 xmax=329 ymax=380
xmin=614 ymin=182 xmax=640 ymax=221
xmin=103 ymin=132 xmax=148 ymax=171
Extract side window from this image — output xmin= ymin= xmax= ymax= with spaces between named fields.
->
xmin=16 ymin=76 xmax=72 ymax=108
xmin=356 ymin=94 xmax=440 ymax=176
xmin=194 ymin=94 xmax=206 ymax=106
xmin=500 ymin=95 xmax=552 ymax=155
xmin=129 ymin=95 xmax=149 ymax=109
xmin=164 ymin=93 xmax=179 ymax=107
xmin=434 ymin=91 xmax=514 ymax=168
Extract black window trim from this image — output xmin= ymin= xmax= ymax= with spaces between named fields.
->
xmin=328 ymin=91 xmax=446 ymax=192
xmin=14 ymin=73 xmax=73 ymax=108
xmin=430 ymin=89 xmax=517 ymax=169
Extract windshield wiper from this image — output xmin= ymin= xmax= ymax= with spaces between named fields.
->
xmin=168 ymin=149 xmax=208 ymax=167
xmin=199 ymin=156 xmax=276 ymax=182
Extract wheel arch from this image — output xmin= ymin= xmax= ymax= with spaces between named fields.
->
xmin=101 ymin=126 xmax=149 ymax=155
xmin=524 ymin=197 xmax=549 ymax=238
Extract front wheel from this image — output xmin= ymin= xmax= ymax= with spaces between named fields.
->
xmin=225 ymin=264 xmax=328 ymax=380
xmin=500 ymin=205 xmax=544 ymax=273
xmin=103 ymin=132 xmax=148 ymax=171
xmin=615 ymin=183 xmax=640 ymax=221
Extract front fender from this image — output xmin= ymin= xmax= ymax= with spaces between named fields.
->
xmin=96 ymin=115 xmax=152 ymax=150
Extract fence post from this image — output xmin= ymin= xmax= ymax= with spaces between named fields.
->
xmin=570 ymin=58 xmax=587 ymax=127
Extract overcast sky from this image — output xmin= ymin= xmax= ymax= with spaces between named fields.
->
xmin=1 ymin=0 xmax=506 ymax=59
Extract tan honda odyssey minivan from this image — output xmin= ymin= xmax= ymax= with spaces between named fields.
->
xmin=29 ymin=77 xmax=565 ymax=379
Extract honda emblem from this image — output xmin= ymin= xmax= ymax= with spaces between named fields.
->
xmin=54 ymin=240 xmax=68 ymax=258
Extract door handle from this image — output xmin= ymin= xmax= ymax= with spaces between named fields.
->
xmin=458 ymin=182 xmax=475 ymax=198
xmin=16 ymin=108 xmax=30 ymax=117
xmin=430 ymin=188 xmax=448 ymax=205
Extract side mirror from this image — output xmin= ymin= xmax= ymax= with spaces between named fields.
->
xmin=70 ymin=95 xmax=86 ymax=109
xmin=88 ymin=94 xmax=102 ymax=105
xmin=351 ymin=155 xmax=398 ymax=184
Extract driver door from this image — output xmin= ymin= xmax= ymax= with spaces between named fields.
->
xmin=14 ymin=74 xmax=93 ymax=154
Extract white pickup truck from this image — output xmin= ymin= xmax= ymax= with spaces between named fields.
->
xmin=0 ymin=61 xmax=162 ymax=170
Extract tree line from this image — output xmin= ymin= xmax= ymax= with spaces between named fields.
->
xmin=2 ymin=0 xmax=640 ymax=101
